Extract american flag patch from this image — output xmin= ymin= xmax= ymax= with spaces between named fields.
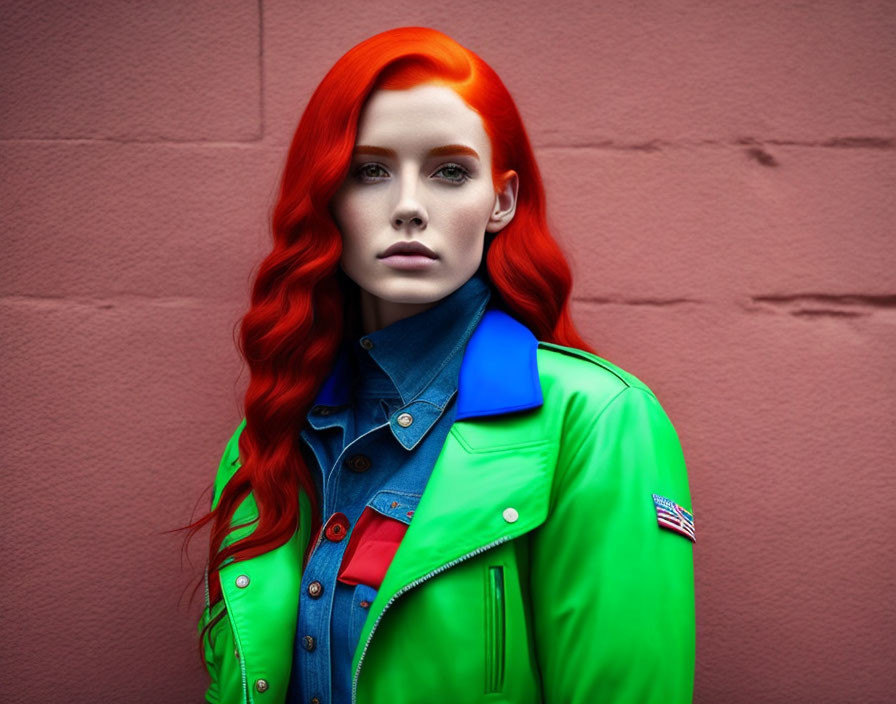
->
xmin=652 ymin=494 xmax=696 ymax=542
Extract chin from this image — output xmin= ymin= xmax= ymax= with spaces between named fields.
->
xmin=379 ymin=285 xmax=449 ymax=305
xmin=371 ymin=277 xmax=460 ymax=305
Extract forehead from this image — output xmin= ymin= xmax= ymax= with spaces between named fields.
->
xmin=355 ymin=84 xmax=491 ymax=154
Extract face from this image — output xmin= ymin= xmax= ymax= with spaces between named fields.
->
xmin=330 ymin=83 xmax=516 ymax=330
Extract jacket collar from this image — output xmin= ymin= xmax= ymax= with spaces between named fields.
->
xmin=313 ymin=305 xmax=544 ymax=420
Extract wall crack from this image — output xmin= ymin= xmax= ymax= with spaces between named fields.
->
xmin=747 ymin=293 xmax=896 ymax=318
xmin=574 ymin=296 xmax=701 ymax=306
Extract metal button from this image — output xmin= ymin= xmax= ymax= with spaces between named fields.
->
xmin=345 ymin=454 xmax=371 ymax=472
xmin=359 ymin=600 xmax=370 ymax=608
xmin=255 ymin=678 xmax=269 ymax=693
xmin=325 ymin=512 xmax=349 ymax=542
xmin=396 ymin=412 xmax=413 ymax=427
xmin=360 ymin=338 xmax=374 ymax=350
xmin=503 ymin=507 xmax=519 ymax=523
xmin=235 ymin=574 xmax=250 ymax=588
xmin=311 ymin=698 xmax=321 ymax=704
xmin=302 ymin=635 xmax=316 ymax=651
xmin=307 ymin=581 xmax=323 ymax=598
xmin=234 ymin=648 xmax=240 ymax=659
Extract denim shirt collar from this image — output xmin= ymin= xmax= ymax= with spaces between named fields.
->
xmin=354 ymin=271 xmax=491 ymax=405
xmin=311 ymin=272 xmax=544 ymax=427
xmin=308 ymin=272 xmax=495 ymax=450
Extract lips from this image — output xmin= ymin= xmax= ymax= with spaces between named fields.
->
xmin=379 ymin=241 xmax=437 ymax=259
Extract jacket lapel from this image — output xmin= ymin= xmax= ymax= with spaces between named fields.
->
xmin=218 ymin=488 xmax=312 ymax=703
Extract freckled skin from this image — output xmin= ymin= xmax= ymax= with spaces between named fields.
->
xmin=330 ymin=84 xmax=518 ymax=333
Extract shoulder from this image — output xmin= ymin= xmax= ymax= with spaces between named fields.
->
xmin=534 ymin=344 xmax=686 ymax=495
xmin=535 ymin=341 xmax=658 ymax=417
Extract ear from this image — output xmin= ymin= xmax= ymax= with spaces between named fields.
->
xmin=486 ymin=170 xmax=519 ymax=233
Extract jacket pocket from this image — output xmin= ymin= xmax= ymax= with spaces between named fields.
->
xmin=484 ymin=564 xmax=505 ymax=693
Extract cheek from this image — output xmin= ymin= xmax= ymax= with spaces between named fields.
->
xmin=442 ymin=194 xmax=493 ymax=247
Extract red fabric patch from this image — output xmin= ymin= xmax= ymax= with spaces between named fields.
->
xmin=336 ymin=506 xmax=409 ymax=589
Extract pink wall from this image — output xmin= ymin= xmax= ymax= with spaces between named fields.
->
xmin=2 ymin=1 xmax=893 ymax=701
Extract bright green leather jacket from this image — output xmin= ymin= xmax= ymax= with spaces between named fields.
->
xmin=197 ymin=312 xmax=695 ymax=704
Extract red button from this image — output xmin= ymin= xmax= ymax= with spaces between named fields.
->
xmin=325 ymin=512 xmax=350 ymax=542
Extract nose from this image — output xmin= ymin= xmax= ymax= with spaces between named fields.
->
xmin=393 ymin=210 xmax=426 ymax=229
xmin=391 ymin=169 xmax=428 ymax=230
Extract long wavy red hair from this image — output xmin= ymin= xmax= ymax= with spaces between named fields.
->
xmin=178 ymin=25 xmax=595 ymax=664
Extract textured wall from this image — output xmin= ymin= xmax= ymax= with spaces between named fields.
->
xmin=1 ymin=1 xmax=893 ymax=702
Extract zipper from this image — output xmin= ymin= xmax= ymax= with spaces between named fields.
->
xmin=351 ymin=535 xmax=511 ymax=704
xmin=240 ymin=651 xmax=249 ymax=704
xmin=485 ymin=565 xmax=505 ymax=693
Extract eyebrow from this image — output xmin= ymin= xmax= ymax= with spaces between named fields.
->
xmin=353 ymin=144 xmax=481 ymax=160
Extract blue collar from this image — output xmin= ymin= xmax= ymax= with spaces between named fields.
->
xmin=313 ymin=300 xmax=543 ymax=420
xmin=454 ymin=307 xmax=543 ymax=420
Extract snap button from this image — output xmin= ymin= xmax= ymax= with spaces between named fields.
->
xmin=311 ymin=698 xmax=321 ymax=704
xmin=255 ymin=678 xmax=269 ymax=693
xmin=302 ymin=634 xmax=316 ymax=651
xmin=396 ymin=412 xmax=413 ymax=427
xmin=235 ymin=574 xmax=250 ymax=588
xmin=502 ymin=507 xmax=519 ymax=523
xmin=307 ymin=580 xmax=323 ymax=598
xmin=325 ymin=513 xmax=349 ymax=542
xmin=345 ymin=454 xmax=371 ymax=472
xmin=359 ymin=600 xmax=370 ymax=608
xmin=360 ymin=338 xmax=374 ymax=350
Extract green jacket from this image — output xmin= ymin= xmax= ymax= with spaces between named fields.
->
xmin=197 ymin=313 xmax=695 ymax=704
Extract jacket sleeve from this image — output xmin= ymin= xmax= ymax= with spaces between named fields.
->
xmin=529 ymin=385 xmax=696 ymax=703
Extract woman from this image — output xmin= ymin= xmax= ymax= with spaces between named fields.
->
xmin=186 ymin=26 xmax=695 ymax=704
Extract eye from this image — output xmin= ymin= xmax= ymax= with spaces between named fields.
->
xmin=433 ymin=163 xmax=471 ymax=184
xmin=353 ymin=163 xmax=389 ymax=182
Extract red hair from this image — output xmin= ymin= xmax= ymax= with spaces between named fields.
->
xmin=178 ymin=25 xmax=594 ymax=665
